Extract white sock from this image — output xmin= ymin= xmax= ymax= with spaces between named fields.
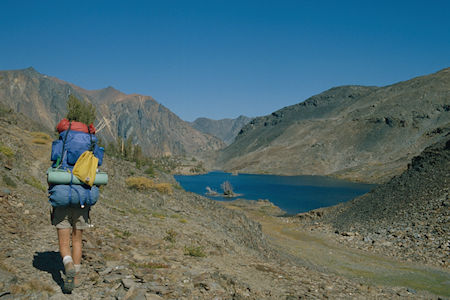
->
xmin=63 ymin=255 xmax=73 ymax=266
xmin=74 ymin=264 xmax=81 ymax=273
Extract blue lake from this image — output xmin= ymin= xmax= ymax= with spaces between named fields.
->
xmin=174 ymin=171 xmax=376 ymax=215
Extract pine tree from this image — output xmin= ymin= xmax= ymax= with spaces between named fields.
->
xmin=133 ymin=144 xmax=143 ymax=163
xmin=124 ymin=137 xmax=133 ymax=159
xmin=221 ymin=181 xmax=234 ymax=196
xmin=66 ymin=94 xmax=96 ymax=125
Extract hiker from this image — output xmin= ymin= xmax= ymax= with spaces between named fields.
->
xmin=48 ymin=96 xmax=105 ymax=293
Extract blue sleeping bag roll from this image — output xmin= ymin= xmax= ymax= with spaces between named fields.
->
xmin=48 ymin=184 xmax=99 ymax=207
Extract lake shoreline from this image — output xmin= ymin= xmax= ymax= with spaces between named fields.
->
xmin=175 ymin=171 xmax=376 ymax=215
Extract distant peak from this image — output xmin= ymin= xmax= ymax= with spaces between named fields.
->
xmin=24 ymin=66 xmax=38 ymax=73
xmin=100 ymin=85 xmax=121 ymax=94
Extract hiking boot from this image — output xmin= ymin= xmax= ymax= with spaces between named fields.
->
xmin=74 ymin=272 xmax=82 ymax=288
xmin=63 ymin=262 xmax=76 ymax=293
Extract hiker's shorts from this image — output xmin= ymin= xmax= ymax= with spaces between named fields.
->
xmin=51 ymin=206 xmax=90 ymax=230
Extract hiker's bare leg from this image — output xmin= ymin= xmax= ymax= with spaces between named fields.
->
xmin=57 ymin=228 xmax=72 ymax=258
xmin=72 ymin=229 xmax=83 ymax=265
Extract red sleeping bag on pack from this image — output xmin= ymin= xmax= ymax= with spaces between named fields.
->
xmin=56 ymin=118 xmax=96 ymax=134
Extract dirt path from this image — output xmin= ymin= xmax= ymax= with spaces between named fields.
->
xmin=250 ymin=213 xmax=450 ymax=297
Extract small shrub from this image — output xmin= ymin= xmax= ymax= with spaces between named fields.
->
xmin=151 ymin=212 xmax=166 ymax=219
xmin=135 ymin=160 xmax=142 ymax=169
xmin=125 ymin=177 xmax=154 ymax=191
xmin=126 ymin=177 xmax=173 ymax=194
xmin=164 ymin=229 xmax=177 ymax=243
xmin=113 ymin=228 xmax=131 ymax=239
xmin=190 ymin=162 xmax=205 ymax=173
xmin=32 ymin=138 xmax=49 ymax=144
xmin=24 ymin=176 xmax=46 ymax=192
xmin=2 ymin=174 xmax=17 ymax=188
xmin=169 ymin=214 xmax=187 ymax=223
xmin=31 ymin=132 xmax=51 ymax=140
xmin=128 ymin=207 xmax=142 ymax=215
xmin=144 ymin=166 xmax=156 ymax=177
xmin=184 ymin=245 xmax=206 ymax=257
xmin=0 ymin=144 xmax=14 ymax=158
xmin=173 ymin=184 xmax=183 ymax=190
xmin=154 ymin=182 xmax=173 ymax=195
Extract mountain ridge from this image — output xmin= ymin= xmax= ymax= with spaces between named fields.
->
xmin=0 ymin=67 xmax=225 ymax=157
xmin=216 ymin=67 xmax=450 ymax=183
xmin=191 ymin=115 xmax=252 ymax=145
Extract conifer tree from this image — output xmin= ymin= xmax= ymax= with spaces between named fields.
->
xmin=133 ymin=144 xmax=143 ymax=162
xmin=66 ymin=94 xmax=96 ymax=125
xmin=124 ymin=137 xmax=133 ymax=159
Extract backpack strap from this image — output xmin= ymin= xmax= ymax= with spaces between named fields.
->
xmin=56 ymin=121 xmax=72 ymax=168
xmin=83 ymin=187 xmax=90 ymax=207
xmin=87 ymin=125 xmax=95 ymax=152
xmin=68 ymin=171 xmax=74 ymax=205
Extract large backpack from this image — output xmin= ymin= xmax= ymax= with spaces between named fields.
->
xmin=48 ymin=120 xmax=104 ymax=207
xmin=51 ymin=128 xmax=104 ymax=169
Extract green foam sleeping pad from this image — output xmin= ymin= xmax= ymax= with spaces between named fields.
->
xmin=47 ymin=168 xmax=108 ymax=185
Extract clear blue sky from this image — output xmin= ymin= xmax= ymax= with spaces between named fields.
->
xmin=1 ymin=0 xmax=449 ymax=121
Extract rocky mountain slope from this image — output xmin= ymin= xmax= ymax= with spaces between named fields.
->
xmin=216 ymin=68 xmax=450 ymax=183
xmin=191 ymin=115 xmax=252 ymax=145
xmin=297 ymin=132 xmax=449 ymax=268
xmin=0 ymin=67 xmax=224 ymax=157
xmin=0 ymin=104 xmax=419 ymax=298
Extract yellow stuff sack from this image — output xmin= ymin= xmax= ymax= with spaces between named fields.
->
xmin=72 ymin=151 xmax=99 ymax=187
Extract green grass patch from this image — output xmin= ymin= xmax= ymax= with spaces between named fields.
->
xmin=0 ymin=144 xmax=14 ymax=158
xmin=184 ymin=245 xmax=206 ymax=257
xmin=169 ymin=214 xmax=188 ymax=223
xmin=111 ymin=206 xmax=127 ymax=215
xmin=31 ymin=132 xmax=51 ymax=144
xmin=24 ymin=176 xmax=46 ymax=192
xmin=113 ymin=228 xmax=132 ymax=239
xmin=32 ymin=138 xmax=49 ymax=144
xmin=151 ymin=212 xmax=166 ymax=219
xmin=163 ymin=229 xmax=177 ymax=243
xmin=144 ymin=166 xmax=156 ymax=177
